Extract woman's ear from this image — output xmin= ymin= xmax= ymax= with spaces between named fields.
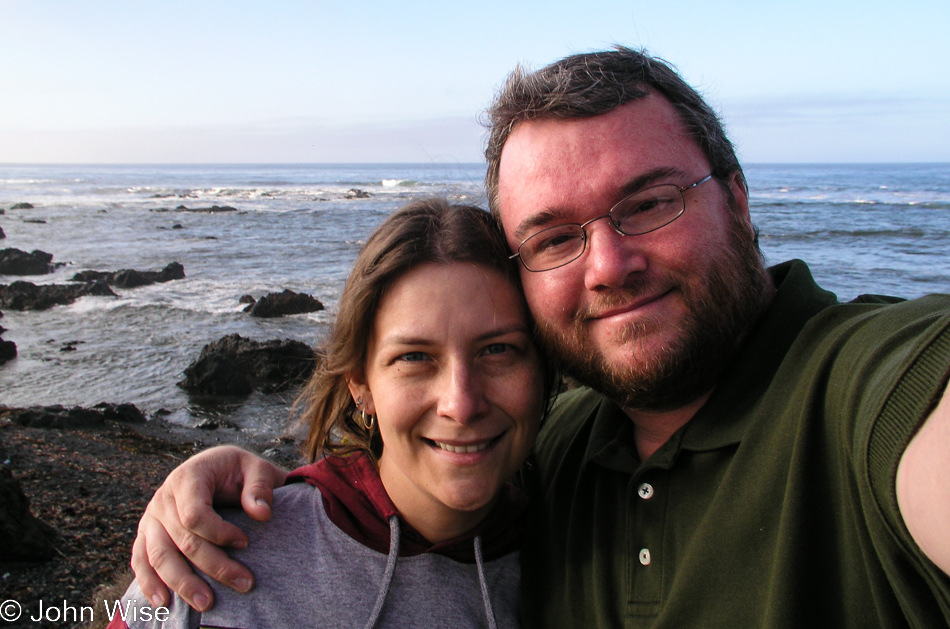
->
xmin=346 ymin=368 xmax=375 ymax=415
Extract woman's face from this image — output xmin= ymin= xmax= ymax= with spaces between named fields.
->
xmin=348 ymin=262 xmax=544 ymax=542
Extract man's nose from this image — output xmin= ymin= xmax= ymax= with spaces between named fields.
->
xmin=581 ymin=220 xmax=648 ymax=291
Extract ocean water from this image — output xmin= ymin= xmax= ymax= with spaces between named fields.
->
xmin=1 ymin=163 xmax=948 ymax=437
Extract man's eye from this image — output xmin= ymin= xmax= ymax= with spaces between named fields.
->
xmin=620 ymin=194 xmax=676 ymax=217
xmin=630 ymin=198 xmax=661 ymax=213
xmin=531 ymin=230 xmax=582 ymax=253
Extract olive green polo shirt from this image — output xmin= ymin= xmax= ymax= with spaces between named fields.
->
xmin=520 ymin=260 xmax=950 ymax=628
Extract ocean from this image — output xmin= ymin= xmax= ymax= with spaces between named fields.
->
xmin=1 ymin=163 xmax=948 ymax=438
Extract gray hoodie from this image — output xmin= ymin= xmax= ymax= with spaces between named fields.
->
xmin=118 ymin=469 xmax=521 ymax=628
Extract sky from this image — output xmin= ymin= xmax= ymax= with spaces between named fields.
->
xmin=2 ymin=0 xmax=948 ymax=164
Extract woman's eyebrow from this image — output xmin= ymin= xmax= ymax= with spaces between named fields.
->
xmin=474 ymin=323 xmax=530 ymax=343
xmin=378 ymin=334 xmax=436 ymax=347
xmin=380 ymin=323 xmax=529 ymax=347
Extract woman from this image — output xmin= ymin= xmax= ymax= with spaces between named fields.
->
xmin=112 ymin=199 xmax=553 ymax=628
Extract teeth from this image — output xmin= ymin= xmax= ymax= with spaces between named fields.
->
xmin=435 ymin=441 xmax=490 ymax=454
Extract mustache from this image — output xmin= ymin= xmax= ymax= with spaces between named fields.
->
xmin=572 ymin=276 xmax=671 ymax=322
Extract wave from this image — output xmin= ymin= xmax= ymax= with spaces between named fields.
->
xmin=761 ymin=226 xmax=941 ymax=240
xmin=754 ymin=199 xmax=950 ymax=210
xmin=0 ymin=178 xmax=57 ymax=185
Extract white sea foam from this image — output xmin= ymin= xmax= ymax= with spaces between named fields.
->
xmin=3 ymin=162 xmax=946 ymax=438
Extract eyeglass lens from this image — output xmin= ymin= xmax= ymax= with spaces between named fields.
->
xmin=519 ymin=183 xmax=686 ymax=271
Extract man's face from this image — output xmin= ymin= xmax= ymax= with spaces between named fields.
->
xmin=496 ymin=93 xmax=772 ymax=410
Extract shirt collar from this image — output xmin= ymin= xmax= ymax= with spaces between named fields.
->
xmin=585 ymin=260 xmax=839 ymax=471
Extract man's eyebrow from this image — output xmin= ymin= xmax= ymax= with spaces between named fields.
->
xmin=615 ymin=167 xmax=685 ymax=199
xmin=513 ymin=207 xmax=574 ymax=242
xmin=512 ymin=166 xmax=689 ymax=242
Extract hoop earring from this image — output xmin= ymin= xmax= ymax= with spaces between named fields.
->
xmin=360 ymin=409 xmax=376 ymax=431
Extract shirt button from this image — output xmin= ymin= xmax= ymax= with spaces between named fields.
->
xmin=638 ymin=483 xmax=654 ymax=499
xmin=639 ymin=548 xmax=651 ymax=566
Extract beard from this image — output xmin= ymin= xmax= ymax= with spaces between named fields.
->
xmin=536 ymin=211 xmax=774 ymax=412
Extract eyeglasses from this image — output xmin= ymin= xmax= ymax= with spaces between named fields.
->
xmin=509 ymin=174 xmax=714 ymax=272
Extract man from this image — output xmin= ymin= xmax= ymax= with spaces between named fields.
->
xmin=134 ymin=48 xmax=950 ymax=627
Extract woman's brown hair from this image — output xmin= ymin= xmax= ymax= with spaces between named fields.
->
xmin=299 ymin=197 xmax=553 ymax=463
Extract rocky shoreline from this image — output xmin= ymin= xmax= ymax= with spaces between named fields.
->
xmin=0 ymin=201 xmax=324 ymax=627
xmin=1 ymin=406 xmax=306 ymax=629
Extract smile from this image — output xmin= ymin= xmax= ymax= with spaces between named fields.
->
xmin=588 ymin=288 xmax=674 ymax=320
xmin=430 ymin=437 xmax=498 ymax=454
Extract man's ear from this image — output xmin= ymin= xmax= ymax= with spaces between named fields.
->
xmin=726 ymin=171 xmax=753 ymax=236
xmin=346 ymin=368 xmax=375 ymax=415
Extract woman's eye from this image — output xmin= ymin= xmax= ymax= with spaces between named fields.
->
xmin=398 ymin=352 xmax=428 ymax=362
xmin=483 ymin=343 xmax=511 ymax=356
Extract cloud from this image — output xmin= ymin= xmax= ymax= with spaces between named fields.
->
xmin=724 ymin=94 xmax=950 ymax=125
xmin=5 ymin=95 xmax=948 ymax=164
xmin=722 ymin=94 xmax=950 ymax=162
xmin=0 ymin=117 xmax=487 ymax=164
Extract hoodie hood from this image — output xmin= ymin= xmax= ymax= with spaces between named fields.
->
xmin=286 ymin=453 xmax=527 ymax=563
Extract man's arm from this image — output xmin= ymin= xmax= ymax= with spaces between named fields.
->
xmin=897 ymin=381 xmax=950 ymax=575
xmin=131 ymin=446 xmax=288 ymax=611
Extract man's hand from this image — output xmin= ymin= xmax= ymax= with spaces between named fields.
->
xmin=130 ymin=445 xmax=288 ymax=611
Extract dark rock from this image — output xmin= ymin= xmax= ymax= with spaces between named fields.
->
xmin=124 ymin=262 xmax=183 ymax=286
xmin=112 ymin=269 xmax=155 ymax=288
xmin=23 ymin=219 xmax=47 ymax=224
xmin=95 ymin=402 xmax=148 ymax=423
xmin=175 ymin=204 xmax=238 ymax=213
xmin=0 ymin=467 xmax=57 ymax=561
xmin=0 ymin=248 xmax=54 ymax=275
xmin=0 ymin=226 xmax=5 ymax=239
xmin=150 ymin=204 xmax=237 ymax=214
xmin=194 ymin=417 xmax=237 ymax=430
xmin=70 ymin=262 xmax=185 ymax=288
xmin=0 ymin=280 xmax=117 ymax=311
xmin=171 ymin=223 xmax=183 ymax=229
xmin=158 ymin=261 xmax=186 ymax=280
xmin=70 ymin=270 xmax=109 ymax=283
xmin=178 ymin=333 xmax=318 ymax=395
xmin=11 ymin=203 xmax=34 ymax=210
xmin=0 ymin=339 xmax=16 ymax=363
xmin=344 ymin=188 xmax=371 ymax=199
xmin=243 ymin=289 xmax=324 ymax=318
xmin=262 ymin=438 xmax=305 ymax=469
xmin=3 ymin=403 xmax=147 ymax=429
xmin=239 ymin=294 xmax=256 ymax=305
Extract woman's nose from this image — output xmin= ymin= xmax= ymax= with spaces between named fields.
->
xmin=436 ymin=361 xmax=488 ymax=424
